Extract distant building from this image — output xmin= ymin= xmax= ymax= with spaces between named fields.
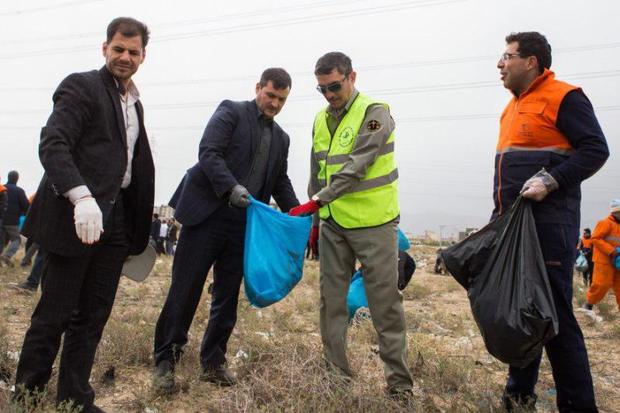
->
xmin=154 ymin=204 xmax=174 ymax=219
xmin=424 ymin=230 xmax=439 ymax=242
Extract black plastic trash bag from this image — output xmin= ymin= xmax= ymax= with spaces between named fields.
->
xmin=440 ymin=197 xmax=558 ymax=368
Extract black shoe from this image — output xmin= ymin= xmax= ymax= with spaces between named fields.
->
xmin=153 ymin=360 xmax=178 ymax=394
xmin=582 ymin=303 xmax=594 ymax=311
xmin=200 ymin=366 xmax=237 ymax=386
xmin=502 ymin=391 xmax=537 ymax=412
xmin=12 ymin=282 xmax=37 ymax=293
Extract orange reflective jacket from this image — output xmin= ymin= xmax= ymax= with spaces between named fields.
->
xmin=493 ymin=69 xmax=580 ymax=220
xmin=580 ymin=237 xmax=593 ymax=250
xmin=592 ymin=215 xmax=620 ymax=264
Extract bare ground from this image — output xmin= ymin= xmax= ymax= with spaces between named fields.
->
xmin=1 ymin=245 xmax=618 ymax=412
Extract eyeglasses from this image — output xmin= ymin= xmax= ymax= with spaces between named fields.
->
xmin=316 ymin=76 xmax=348 ymax=94
xmin=499 ymin=52 xmax=522 ymax=62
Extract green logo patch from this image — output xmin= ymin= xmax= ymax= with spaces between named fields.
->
xmin=338 ymin=126 xmax=355 ymax=148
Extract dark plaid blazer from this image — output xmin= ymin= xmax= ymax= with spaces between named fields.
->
xmin=23 ymin=66 xmax=155 ymax=257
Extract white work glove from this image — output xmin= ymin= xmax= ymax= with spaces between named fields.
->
xmin=521 ymin=168 xmax=559 ymax=202
xmin=74 ymin=196 xmax=103 ymax=244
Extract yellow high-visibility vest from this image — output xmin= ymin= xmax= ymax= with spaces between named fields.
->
xmin=312 ymin=92 xmax=399 ymax=228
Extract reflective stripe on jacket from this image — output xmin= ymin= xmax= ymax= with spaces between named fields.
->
xmin=493 ymin=69 xmax=579 ymax=223
xmin=592 ymin=215 xmax=620 ymax=264
xmin=312 ymin=93 xmax=398 ymax=228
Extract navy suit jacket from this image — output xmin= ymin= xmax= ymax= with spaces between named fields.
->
xmin=171 ymin=100 xmax=299 ymax=226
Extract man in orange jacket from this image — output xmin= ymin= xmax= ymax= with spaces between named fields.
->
xmin=494 ymin=32 xmax=608 ymax=413
xmin=584 ymin=199 xmax=620 ymax=311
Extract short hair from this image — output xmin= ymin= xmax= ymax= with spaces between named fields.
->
xmin=259 ymin=68 xmax=292 ymax=90
xmin=314 ymin=52 xmax=352 ymax=76
xmin=107 ymin=17 xmax=150 ymax=48
xmin=505 ymin=32 xmax=551 ymax=74
xmin=153 ymin=213 xmax=159 ymax=219
xmin=7 ymin=170 xmax=19 ymax=184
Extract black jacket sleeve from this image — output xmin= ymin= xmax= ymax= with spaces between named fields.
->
xmin=39 ymin=73 xmax=94 ymax=194
xmin=550 ymin=89 xmax=609 ymax=189
xmin=198 ymin=100 xmax=242 ymax=198
xmin=18 ymin=188 xmax=30 ymax=215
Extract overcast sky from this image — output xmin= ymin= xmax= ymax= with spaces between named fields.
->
xmin=0 ymin=0 xmax=618 ymax=235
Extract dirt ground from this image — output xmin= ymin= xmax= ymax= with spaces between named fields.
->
xmin=1 ymin=245 xmax=618 ymax=412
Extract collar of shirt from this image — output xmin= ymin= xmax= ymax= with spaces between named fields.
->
xmin=327 ymin=89 xmax=359 ymax=120
xmin=114 ymin=78 xmax=140 ymax=106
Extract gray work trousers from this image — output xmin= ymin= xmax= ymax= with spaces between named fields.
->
xmin=319 ymin=218 xmax=413 ymax=390
xmin=1 ymin=225 xmax=21 ymax=259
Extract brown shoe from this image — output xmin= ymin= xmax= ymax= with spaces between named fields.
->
xmin=200 ymin=366 xmax=237 ymax=386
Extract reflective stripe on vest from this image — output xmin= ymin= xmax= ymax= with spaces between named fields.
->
xmin=495 ymin=69 xmax=579 ymax=214
xmin=312 ymin=93 xmax=399 ymax=228
xmin=604 ymin=236 xmax=620 ymax=244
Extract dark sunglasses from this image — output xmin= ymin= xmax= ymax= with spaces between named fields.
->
xmin=316 ymin=76 xmax=348 ymax=94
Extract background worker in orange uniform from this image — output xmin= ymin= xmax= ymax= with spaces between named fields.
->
xmin=578 ymin=228 xmax=594 ymax=286
xmin=584 ymin=199 xmax=620 ymax=311
xmin=493 ymin=32 xmax=608 ymax=413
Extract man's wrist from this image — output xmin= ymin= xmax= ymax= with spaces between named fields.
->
xmin=541 ymin=172 xmax=559 ymax=192
xmin=311 ymin=195 xmax=324 ymax=207
xmin=64 ymin=185 xmax=92 ymax=205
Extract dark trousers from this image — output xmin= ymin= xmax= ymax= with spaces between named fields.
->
xmin=14 ymin=196 xmax=129 ymax=410
xmin=24 ymin=248 xmax=47 ymax=288
xmin=154 ymin=207 xmax=245 ymax=370
xmin=505 ymin=224 xmax=597 ymax=412
xmin=22 ymin=241 xmax=39 ymax=265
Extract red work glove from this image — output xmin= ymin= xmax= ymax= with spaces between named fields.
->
xmin=309 ymin=225 xmax=319 ymax=256
xmin=288 ymin=200 xmax=320 ymax=217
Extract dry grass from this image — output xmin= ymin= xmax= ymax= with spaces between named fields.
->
xmin=1 ymin=249 xmax=619 ymax=412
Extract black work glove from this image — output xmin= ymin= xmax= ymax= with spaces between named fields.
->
xmin=229 ymin=184 xmax=250 ymax=208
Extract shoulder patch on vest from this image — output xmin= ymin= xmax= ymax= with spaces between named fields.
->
xmin=367 ymin=120 xmax=381 ymax=131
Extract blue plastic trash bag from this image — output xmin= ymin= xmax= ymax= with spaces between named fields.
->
xmin=347 ymin=270 xmax=368 ymax=319
xmin=243 ymin=197 xmax=312 ymax=308
xmin=615 ymin=247 xmax=620 ymax=270
xmin=18 ymin=215 xmax=26 ymax=231
xmin=398 ymin=228 xmax=410 ymax=251
xmin=574 ymin=252 xmax=588 ymax=273
xmin=347 ymin=227 xmax=414 ymax=319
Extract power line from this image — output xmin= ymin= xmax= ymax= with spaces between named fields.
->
xmin=2 ymin=42 xmax=620 ymax=93
xmin=1 ymin=70 xmax=619 ymax=116
xmin=0 ymin=0 xmax=363 ymax=46
xmin=0 ymin=0 xmax=103 ymax=16
xmin=0 ymin=0 xmax=465 ymax=60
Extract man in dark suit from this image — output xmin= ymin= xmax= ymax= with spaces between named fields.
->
xmin=153 ymin=68 xmax=299 ymax=392
xmin=14 ymin=17 xmax=154 ymax=413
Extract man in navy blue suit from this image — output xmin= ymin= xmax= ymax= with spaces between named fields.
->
xmin=153 ymin=68 xmax=299 ymax=392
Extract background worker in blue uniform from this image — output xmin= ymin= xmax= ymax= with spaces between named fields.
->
xmin=290 ymin=52 xmax=413 ymax=398
xmin=493 ymin=32 xmax=608 ymax=412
